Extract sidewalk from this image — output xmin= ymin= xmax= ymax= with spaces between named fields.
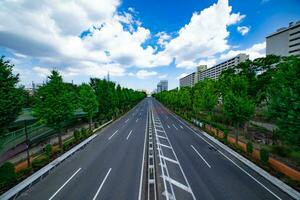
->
xmin=0 ymin=122 xmax=90 ymax=165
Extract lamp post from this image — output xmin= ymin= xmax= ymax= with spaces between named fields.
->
xmin=15 ymin=108 xmax=36 ymax=167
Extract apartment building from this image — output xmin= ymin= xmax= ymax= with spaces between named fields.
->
xmin=266 ymin=21 xmax=300 ymax=56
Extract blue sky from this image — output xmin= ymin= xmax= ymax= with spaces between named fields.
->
xmin=0 ymin=0 xmax=299 ymax=92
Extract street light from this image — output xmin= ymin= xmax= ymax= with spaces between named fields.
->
xmin=14 ymin=108 xmax=36 ymax=167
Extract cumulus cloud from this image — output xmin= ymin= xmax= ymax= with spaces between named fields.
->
xmin=237 ymin=26 xmax=250 ymax=35
xmin=129 ymin=70 xmax=158 ymax=79
xmin=220 ymin=41 xmax=266 ymax=60
xmin=162 ymin=0 xmax=245 ymax=69
xmin=0 ymin=0 xmax=252 ymax=85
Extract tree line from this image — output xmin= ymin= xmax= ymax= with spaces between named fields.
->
xmin=154 ymin=55 xmax=300 ymax=148
xmin=0 ymin=56 xmax=146 ymax=148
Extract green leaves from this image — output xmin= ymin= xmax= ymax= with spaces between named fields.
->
xmin=79 ymin=84 xmax=98 ymax=120
xmin=0 ymin=57 xmax=25 ymax=135
xmin=267 ymin=56 xmax=300 ymax=146
xmin=193 ymin=79 xmax=218 ymax=116
xmin=33 ymin=70 xmax=75 ymax=129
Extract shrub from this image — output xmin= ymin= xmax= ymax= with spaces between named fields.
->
xmin=260 ymin=148 xmax=269 ymax=164
xmin=247 ymin=142 xmax=253 ymax=154
xmin=74 ymin=129 xmax=81 ymax=141
xmin=81 ymin=128 xmax=87 ymax=138
xmin=0 ymin=162 xmax=16 ymax=187
xmin=44 ymin=144 xmax=53 ymax=157
xmin=63 ymin=139 xmax=74 ymax=151
xmin=31 ymin=155 xmax=49 ymax=170
xmin=16 ymin=167 xmax=31 ymax=180
xmin=271 ymin=145 xmax=291 ymax=157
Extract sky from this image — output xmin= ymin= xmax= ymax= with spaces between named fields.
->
xmin=0 ymin=0 xmax=300 ymax=92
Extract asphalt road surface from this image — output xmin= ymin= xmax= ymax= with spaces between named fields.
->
xmin=16 ymin=97 xmax=293 ymax=200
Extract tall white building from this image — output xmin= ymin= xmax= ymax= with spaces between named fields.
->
xmin=199 ymin=53 xmax=249 ymax=81
xmin=179 ymin=65 xmax=207 ymax=88
xmin=266 ymin=21 xmax=300 ymax=57
xmin=157 ymin=80 xmax=168 ymax=93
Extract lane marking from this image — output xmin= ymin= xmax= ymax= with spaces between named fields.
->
xmin=163 ymin=175 xmax=191 ymax=193
xmin=157 ymin=142 xmax=172 ymax=149
xmin=172 ymin=124 xmax=178 ymax=130
xmin=136 ymin=118 xmax=139 ymax=123
xmin=157 ymin=135 xmax=168 ymax=140
xmin=108 ymin=130 xmax=118 ymax=140
xmin=161 ymin=155 xmax=179 ymax=164
xmin=161 ymin=103 xmax=282 ymax=200
xmin=180 ymin=125 xmax=183 ymax=129
xmin=92 ymin=168 xmax=112 ymax=200
xmin=49 ymin=168 xmax=81 ymax=200
xmin=125 ymin=119 xmax=129 ymax=123
xmin=126 ymin=130 xmax=133 ymax=140
xmin=167 ymin=125 xmax=170 ymax=129
xmin=217 ymin=150 xmax=281 ymax=200
xmin=191 ymin=145 xmax=211 ymax=168
xmin=138 ymin=106 xmax=149 ymax=200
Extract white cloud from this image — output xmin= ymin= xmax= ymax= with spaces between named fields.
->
xmin=237 ymin=26 xmax=250 ymax=35
xmin=159 ymin=74 xmax=168 ymax=79
xmin=129 ymin=70 xmax=158 ymax=79
xmin=220 ymin=41 xmax=266 ymax=60
xmin=0 ymin=0 xmax=253 ymax=87
xmin=33 ymin=66 xmax=51 ymax=77
xmin=160 ymin=0 xmax=245 ymax=69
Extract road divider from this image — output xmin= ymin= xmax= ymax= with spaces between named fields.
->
xmin=191 ymin=145 xmax=211 ymax=168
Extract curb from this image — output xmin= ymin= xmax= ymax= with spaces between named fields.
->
xmin=0 ymin=120 xmax=113 ymax=200
xmin=172 ymin=113 xmax=300 ymax=200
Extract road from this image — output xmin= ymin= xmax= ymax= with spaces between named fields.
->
xmin=15 ymin=97 xmax=293 ymax=200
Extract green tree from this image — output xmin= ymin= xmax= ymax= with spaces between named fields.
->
xmin=79 ymin=84 xmax=98 ymax=129
xmin=34 ymin=70 xmax=75 ymax=149
xmin=223 ymin=76 xmax=255 ymax=143
xmin=267 ymin=56 xmax=300 ymax=146
xmin=193 ymin=79 xmax=218 ymax=121
xmin=0 ymin=57 xmax=25 ymax=135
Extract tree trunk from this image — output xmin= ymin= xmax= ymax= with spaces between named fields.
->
xmin=58 ymin=128 xmax=63 ymax=150
xmin=24 ymin=121 xmax=30 ymax=167
xmin=89 ymin=118 xmax=92 ymax=130
xmin=235 ymin=123 xmax=239 ymax=144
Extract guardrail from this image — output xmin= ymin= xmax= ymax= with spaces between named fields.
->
xmin=0 ymin=120 xmax=113 ymax=200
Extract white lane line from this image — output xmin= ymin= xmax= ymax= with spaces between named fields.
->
xmin=92 ymin=168 xmax=112 ymax=200
xmin=180 ymin=125 xmax=183 ymax=129
xmin=139 ymin=107 xmax=148 ymax=200
xmin=166 ymin=106 xmax=282 ymax=200
xmin=125 ymin=119 xmax=129 ymax=123
xmin=161 ymin=155 xmax=179 ymax=164
xmin=217 ymin=150 xmax=281 ymax=200
xmin=108 ymin=130 xmax=118 ymax=140
xmin=191 ymin=145 xmax=211 ymax=168
xmin=167 ymin=125 xmax=170 ymax=129
xmin=163 ymin=175 xmax=191 ymax=193
xmin=172 ymin=124 xmax=178 ymax=130
xmin=136 ymin=118 xmax=139 ymax=123
xmin=126 ymin=130 xmax=133 ymax=140
xmin=158 ymin=142 xmax=172 ymax=149
xmin=49 ymin=168 xmax=81 ymax=200
xmin=157 ymin=135 xmax=168 ymax=140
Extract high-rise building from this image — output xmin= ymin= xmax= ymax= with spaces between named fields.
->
xmin=179 ymin=65 xmax=207 ymax=88
xmin=179 ymin=72 xmax=196 ymax=88
xmin=266 ymin=21 xmax=300 ymax=57
xmin=199 ymin=53 xmax=249 ymax=81
xmin=157 ymin=80 xmax=168 ymax=93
